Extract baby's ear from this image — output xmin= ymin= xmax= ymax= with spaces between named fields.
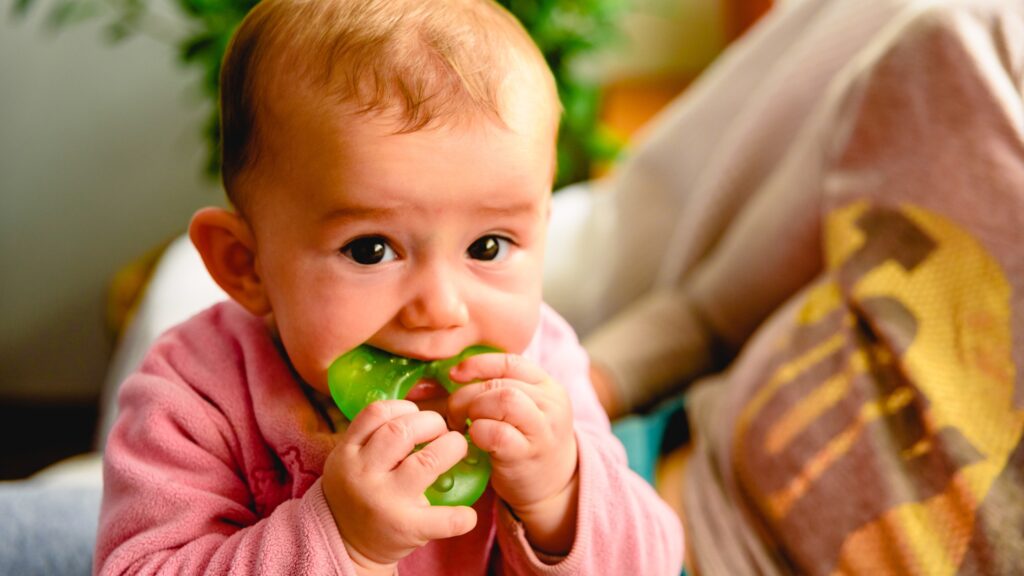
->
xmin=189 ymin=207 xmax=271 ymax=316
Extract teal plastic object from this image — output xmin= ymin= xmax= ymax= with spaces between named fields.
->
xmin=327 ymin=345 xmax=499 ymax=506
xmin=610 ymin=394 xmax=685 ymax=485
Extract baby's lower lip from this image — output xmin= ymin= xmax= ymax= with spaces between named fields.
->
xmin=404 ymin=379 xmax=447 ymax=402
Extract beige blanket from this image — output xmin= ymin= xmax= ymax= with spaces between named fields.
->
xmin=679 ymin=2 xmax=1024 ymax=573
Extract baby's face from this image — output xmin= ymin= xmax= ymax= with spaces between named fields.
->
xmin=241 ymin=88 xmax=557 ymax=404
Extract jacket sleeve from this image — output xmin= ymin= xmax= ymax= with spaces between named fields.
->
xmin=94 ymin=366 xmax=358 ymax=575
xmin=494 ymin=306 xmax=685 ymax=575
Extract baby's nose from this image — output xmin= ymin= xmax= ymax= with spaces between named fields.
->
xmin=399 ymin=264 xmax=469 ymax=330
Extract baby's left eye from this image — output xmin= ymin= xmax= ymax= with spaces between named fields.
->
xmin=467 ymin=235 xmax=511 ymax=261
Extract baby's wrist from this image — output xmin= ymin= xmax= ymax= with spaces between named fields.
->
xmin=510 ymin=471 xmax=580 ymax=556
xmin=343 ymin=542 xmax=397 ymax=576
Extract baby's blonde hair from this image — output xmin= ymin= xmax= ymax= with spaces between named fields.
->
xmin=220 ymin=0 xmax=554 ymax=203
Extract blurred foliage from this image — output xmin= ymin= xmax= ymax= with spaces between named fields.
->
xmin=12 ymin=0 xmax=626 ymax=189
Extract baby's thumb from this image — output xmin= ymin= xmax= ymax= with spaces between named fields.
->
xmin=418 ymin=505 xmax=478 ymax=542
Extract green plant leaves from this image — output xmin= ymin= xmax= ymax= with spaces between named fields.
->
xmin=45 ymin=0 xmax=105 ymax=30
xmin=11 ymin=0 xmax=37 ymax=19
xmin=497 ymin=0 xmax=626 ymax=187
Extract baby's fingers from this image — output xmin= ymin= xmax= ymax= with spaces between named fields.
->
xmin=363 ymin=410 xmax=449 ymax=470
xmin=448 ymin=381 xmax=544 ymax=436
xmin=396 ymin=430 xmax=468 ymax=493
xmin=344 ymin=400 xmax=419 ymax=446
xmin=412 ymin=505 xmax=478 ymax=543
xmin=449 ymin=353 xmax=546 ymax=385
xmin=467 ymin=419 xmax=531 ymax=461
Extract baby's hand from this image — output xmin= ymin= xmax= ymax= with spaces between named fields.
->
xmin=322 ymin=400 xmax=477 ymax=575
xmin=446 ymin=354 xmax=579 ymax=555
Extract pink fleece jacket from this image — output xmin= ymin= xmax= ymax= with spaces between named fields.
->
xmin=95 ymin=301 xmax=682 ymax=575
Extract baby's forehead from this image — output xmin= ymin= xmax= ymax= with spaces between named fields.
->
xmin=254 ymin=57 xmax=556 ymax=146
xmin=260 ymin=50 xmax=553 ymax=131
xmin=222 ymin=0 xmax=561 ymax=208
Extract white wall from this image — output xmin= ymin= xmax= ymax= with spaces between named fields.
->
xmin=0 ymin=1 xmax=222 ymax=401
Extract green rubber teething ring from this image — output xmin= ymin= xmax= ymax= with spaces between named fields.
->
xmin=327 ymin=345 xmax=498 ymax=506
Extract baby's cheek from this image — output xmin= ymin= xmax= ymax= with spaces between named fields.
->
xmin=285 ymin=324 xmax=366 ymax=395
xmin=493 ymin=306 xmax=541 ymax=353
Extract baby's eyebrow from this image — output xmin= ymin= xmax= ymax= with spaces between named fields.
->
xmin=319 ymin=205 xmax=400 ymax=222
xmin=321 ymin=200 xmax=540 ymax=222
xmin=472 ymin=200 xmax=540 ymax=216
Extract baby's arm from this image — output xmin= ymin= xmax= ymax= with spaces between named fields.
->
xmin=451 ymin=305 xmax=684 ymax=574
xmin=96 ymin=370 xmax=357 ymax=575
xmin=98 ymin=371 xmax=474 ymax=576
xmin=446 ymin=353 xmax=579 ymax=554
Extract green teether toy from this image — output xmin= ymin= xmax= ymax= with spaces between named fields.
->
xmin=327 ymin=344 xmax=498 ymax=506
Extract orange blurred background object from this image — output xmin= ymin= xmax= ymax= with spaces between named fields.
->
xmin=598 ymin=0 xmax=774 ymax=152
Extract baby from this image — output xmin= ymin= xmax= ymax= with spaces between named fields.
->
xmin=94 ymin=0 xmax=683 ymax=574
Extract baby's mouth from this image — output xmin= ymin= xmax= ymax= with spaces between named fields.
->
xmin=404 ymin=378 xmax=448 ymax=402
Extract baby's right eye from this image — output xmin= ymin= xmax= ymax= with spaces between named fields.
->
xmin=340 ymin=236 xmax=397 ymax=265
